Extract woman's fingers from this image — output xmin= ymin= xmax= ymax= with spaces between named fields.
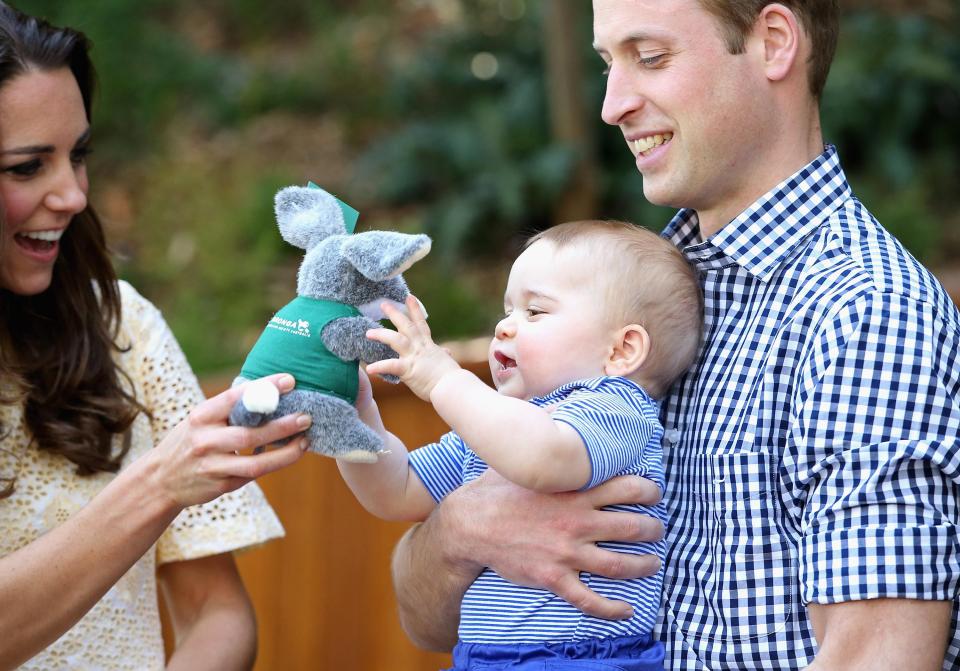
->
xmin=191 ymin=374 xmax=295 ymax=424
xmin=210 ymin=440 xmax=306 ymax=483
xmin=230 ymin=412 xmax=311 ymax=454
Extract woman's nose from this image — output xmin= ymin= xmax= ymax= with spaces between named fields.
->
xmin=44 ymin=164 xmax=88 ymax=215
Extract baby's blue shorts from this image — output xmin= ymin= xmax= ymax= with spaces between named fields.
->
xmin=447 ymin=633 xmax=664 ymax=670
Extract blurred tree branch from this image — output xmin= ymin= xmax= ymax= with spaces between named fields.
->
xmin=543 ymin=0 xmax=599 ymax=223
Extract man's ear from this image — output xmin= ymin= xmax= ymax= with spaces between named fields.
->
xmin=751 ymin=3 xmax=802 ymax=84
xmin=604 ymin=324 xmax=650 ymax=377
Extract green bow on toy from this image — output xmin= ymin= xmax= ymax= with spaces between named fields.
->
xmin=307 ymin=180 xmax=359 ymax=234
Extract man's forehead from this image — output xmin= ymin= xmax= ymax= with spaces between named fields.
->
xmin=593 ymin=0 xmax=700 ymax=47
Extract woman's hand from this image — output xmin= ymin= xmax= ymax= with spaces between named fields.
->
xmin=145 ymin=373 xmax=308 ymax=510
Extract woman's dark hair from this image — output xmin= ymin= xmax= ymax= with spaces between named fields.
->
xmin=0 ymin=2 xmax=145 ymax=497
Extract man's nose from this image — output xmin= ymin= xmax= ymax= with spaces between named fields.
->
xmin=601 ymin=63 xmax=645 ymax=126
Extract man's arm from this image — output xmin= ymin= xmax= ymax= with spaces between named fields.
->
xmin=807 ymin=599 xmax=952 ymax=671
xmin=391 ymin=469 xmax=665 ymax=650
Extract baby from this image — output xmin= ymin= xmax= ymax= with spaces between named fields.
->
xmin=340 ymin=220 xmax=703 ymax=670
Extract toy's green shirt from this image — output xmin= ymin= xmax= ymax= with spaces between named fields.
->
xmin=240 ymin=297 xmax=361 ymax=403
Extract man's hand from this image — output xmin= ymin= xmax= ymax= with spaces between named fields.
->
xmin=446 ymin=469 xmax=663 ymax=619
xmin=366 ymin=295 xmax=461 ymax=401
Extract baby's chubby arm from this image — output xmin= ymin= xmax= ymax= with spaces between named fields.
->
xmin=367 ymin=296 xmax=591 ymax=492
xmin=336 ymin=368 xmax=436 ymax=522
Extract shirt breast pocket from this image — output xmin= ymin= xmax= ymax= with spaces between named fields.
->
xmin=666 ymin=450 xmax=798 ymax=643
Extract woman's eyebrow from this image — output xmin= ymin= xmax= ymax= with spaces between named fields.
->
xmin=0 ymin=128 xmax=91 ymax=156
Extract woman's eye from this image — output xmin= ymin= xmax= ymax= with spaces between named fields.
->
xmin=71 ymin=146 xmax=93 ymax=165
xmin=3 ymin=159 xmax=42 ymax=177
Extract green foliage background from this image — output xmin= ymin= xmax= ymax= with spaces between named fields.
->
xmin=16 ymin=1 xmax=960 ymax=375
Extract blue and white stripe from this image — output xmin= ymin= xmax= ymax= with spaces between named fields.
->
xmin=409 ymin=376 xmax=666 ymax=643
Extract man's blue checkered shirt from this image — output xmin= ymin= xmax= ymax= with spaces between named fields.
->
xmin=657 ymin=145 xmax=960 ymax=669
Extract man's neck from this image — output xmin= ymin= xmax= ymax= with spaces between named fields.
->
xmin=698 ymin=116 xmax=825 ymax=239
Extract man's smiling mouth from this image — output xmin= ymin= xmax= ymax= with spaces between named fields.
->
xmin=630 ymin=131 xmax=673 ymax=156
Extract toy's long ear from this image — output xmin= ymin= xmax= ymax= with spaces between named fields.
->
xmin=342 ymin=232 xmax=432 ymax=281
xmin=274 ymin=185 xmax=346 ymax=250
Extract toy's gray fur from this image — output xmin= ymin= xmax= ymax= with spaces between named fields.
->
xmin=229 ymin=185 xmax=431 ymax=462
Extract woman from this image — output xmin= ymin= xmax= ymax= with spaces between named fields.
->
xmin=0 ymin=3 xmax=309 ymax=668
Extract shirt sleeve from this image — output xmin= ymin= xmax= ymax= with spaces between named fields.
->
xmin=792 ymin=290 xmax=960 ymax=604
xmin=550 ymin=379 xmax=662 ymax=490
xmin=408 ymin=431 xmax=469 ymax=503
xmin=117 ymin=281 xmax=284 ymax=563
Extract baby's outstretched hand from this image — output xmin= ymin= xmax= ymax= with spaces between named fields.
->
xmin=366 ymin=294 xmax=461 ymax=402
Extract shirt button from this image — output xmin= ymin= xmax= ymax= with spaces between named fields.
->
xmin=663 ymin=428 xmax=682 ymax=446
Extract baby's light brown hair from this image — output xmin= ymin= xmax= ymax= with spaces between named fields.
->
xmin=525 ymin=220 xmax=703 ymax=398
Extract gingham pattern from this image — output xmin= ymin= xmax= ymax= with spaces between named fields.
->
xmin=410 ymin=376 xmax=667 ymax=643
xmin=657 ymin=145 xmax=960 ymax=669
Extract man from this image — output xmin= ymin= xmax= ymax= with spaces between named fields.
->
xmin=390 ymin=1 xmax=960 ymax=668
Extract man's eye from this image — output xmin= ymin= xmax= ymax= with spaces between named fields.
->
xmin=637 ymin=53 xmax=666 ymax=67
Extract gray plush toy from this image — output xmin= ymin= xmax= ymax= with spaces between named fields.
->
xmin=229 ymin=184 xmax=431 ymax=462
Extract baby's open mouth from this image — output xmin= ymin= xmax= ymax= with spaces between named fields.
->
xmin=494 ymin=351 xmax=516 ymax=369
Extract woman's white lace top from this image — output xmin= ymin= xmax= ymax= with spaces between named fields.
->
xmin=0 ymin=281 xmax=284 ymax=670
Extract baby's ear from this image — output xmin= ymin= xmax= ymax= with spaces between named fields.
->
xmin=604 ymin=324 xmax=650 ymax=377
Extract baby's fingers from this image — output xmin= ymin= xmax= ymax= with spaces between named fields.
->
xmin=366 ymin=358 xmax=404 ymax=378
xmin=380 ymin=301 xmax=415 ymax=334
xmin=405 ymin=294 xmax=432 ymax=338
xmin=367 ymin=326 xmax=408 ymax=352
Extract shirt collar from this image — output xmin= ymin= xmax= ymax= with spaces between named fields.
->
xmin=663 ymin=145 xmax=852 ymax=280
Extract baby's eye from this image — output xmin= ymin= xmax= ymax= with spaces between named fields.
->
xmin=526 ymin=307 xmax=545 ymax=317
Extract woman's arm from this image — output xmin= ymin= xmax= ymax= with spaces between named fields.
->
xmin=0 ymin=375 xmax=306 ymax=670
xmin=159 ymin=553 xmax=257 ymax=671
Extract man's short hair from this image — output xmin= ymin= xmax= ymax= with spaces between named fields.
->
xmin=526 ymin=220 xmax=704 ymax=398
xmin=697 ymin=0 xmax=840 ymax=99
